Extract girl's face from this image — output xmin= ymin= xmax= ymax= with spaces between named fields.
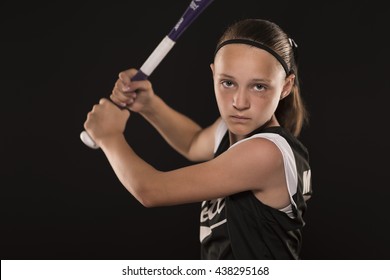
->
xmin=211 ymin=43 xmax=294 ymax=141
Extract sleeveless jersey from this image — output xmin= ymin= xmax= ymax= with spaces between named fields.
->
xmin=200 ymin=121 xmax=312 ymax=259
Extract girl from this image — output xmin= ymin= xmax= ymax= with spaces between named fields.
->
xmin=84 ymin=18 xmax=312 ymax=259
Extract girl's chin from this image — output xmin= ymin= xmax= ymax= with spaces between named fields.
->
xmin=226 ymin=125 xmax=253 ymax=137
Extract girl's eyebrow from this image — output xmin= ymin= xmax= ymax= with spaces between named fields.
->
xmin=218 ymin=73 xmax=235 ymax=79
xmin=218 ymin=73 xmax=271 ymax=83
xmin=252 ymin=78 xmax=272 ymax=83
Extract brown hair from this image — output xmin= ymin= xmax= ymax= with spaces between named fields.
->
xmin=216 ymin=19 xmax=308 ymax=136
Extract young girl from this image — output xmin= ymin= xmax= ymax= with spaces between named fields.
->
xmin=84 ymin=18 xmax=312 ymax=259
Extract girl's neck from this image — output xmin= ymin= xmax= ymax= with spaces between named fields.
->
xmin=229 ymin=115 xmax=279 ymax=145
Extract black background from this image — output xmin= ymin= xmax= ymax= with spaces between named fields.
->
xmin=1 ymin=0 xmax=389 ymax=259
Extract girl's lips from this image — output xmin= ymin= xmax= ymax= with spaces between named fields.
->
xmin=230 ymin=115 xmax=251 ymax=122
xmin=231 ymin=115 xmax=250 ymax=119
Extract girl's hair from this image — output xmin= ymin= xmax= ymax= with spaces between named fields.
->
xmin=216 ymin=19 xmax=308 ymax=137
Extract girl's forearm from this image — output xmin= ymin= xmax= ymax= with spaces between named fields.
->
xmin=99 ymin=134 xmax=160 ymax=207
xmin=140 ymin=95 xmax=203 ymax=160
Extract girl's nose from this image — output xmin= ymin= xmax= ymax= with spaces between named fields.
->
xmin=232 ymin=90 xmax=250 ymax=111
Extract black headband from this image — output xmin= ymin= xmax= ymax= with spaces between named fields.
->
xmin=214 ymin=38 xmax=290 ymax=75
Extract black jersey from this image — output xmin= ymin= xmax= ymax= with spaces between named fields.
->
xmin=200 ymin=122 xmax=312 ymax=259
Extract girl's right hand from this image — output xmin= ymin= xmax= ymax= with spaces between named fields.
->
xmin=110 ymin=68 xmax=155 ymax=114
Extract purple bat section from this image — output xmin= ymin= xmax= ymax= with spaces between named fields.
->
xmin=131 ymin=70 xmax=149 ymax=81
xmin=168 ymin=0 xmax=215 ymax=41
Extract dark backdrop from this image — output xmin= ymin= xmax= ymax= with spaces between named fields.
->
xmin=1 ymin=0 xmax=389 ymax=259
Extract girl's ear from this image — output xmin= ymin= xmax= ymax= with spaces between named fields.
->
xmin=210 ymin=63 xmax=215 ymax=76
xmin=280 ymin=73 xmax=295 ymax=100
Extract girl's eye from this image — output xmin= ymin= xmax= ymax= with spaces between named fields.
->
xmin=254 ymin=84 xmax=266 ymax=91
xmin=221 ymin=80 xmax=234 ymax=88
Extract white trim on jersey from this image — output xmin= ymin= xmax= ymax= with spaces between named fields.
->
xmin=230 ymin=133 xmax=298 ymax=214
xmin=213 ymin=120 xmax=228 ymax=154
xmin=213 ymin=121 xmax=298 ymax=218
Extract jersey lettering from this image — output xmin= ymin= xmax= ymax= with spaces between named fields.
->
xmin=302 ymin=169 xmax=311 ymax=195
xmin=200 ymin=198 xmax=226 ymax=242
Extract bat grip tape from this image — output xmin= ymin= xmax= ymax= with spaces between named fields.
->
xmin=139 ymin=36 xmax=176 ymax=77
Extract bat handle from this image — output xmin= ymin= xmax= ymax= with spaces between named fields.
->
xmin=81 ymin=35 xmax=175 ymax=149
xmin=80 ymin=70 xmax=149 ymax=149
xmin=80 ymin=130 xmax=100 ymax=149
xmin=130 ymin=70 xmax=149 ymax=81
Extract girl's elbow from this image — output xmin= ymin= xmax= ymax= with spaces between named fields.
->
xmin=137 ymin=193 xmax=159 ymax=208
xmin=123 ymin=172 xmax=164 ymax=208
xmin=129 ymin=183 xmax=160 ymax=208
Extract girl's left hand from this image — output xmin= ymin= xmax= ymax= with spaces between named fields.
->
xmin=84 ymin=98 xmax=130 ymax=146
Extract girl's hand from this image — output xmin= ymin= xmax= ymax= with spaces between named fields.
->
xmin=110 ymin=68 xmax=155 ymax=114
xmin=84 ymin=98 xmax=130 ymax=146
